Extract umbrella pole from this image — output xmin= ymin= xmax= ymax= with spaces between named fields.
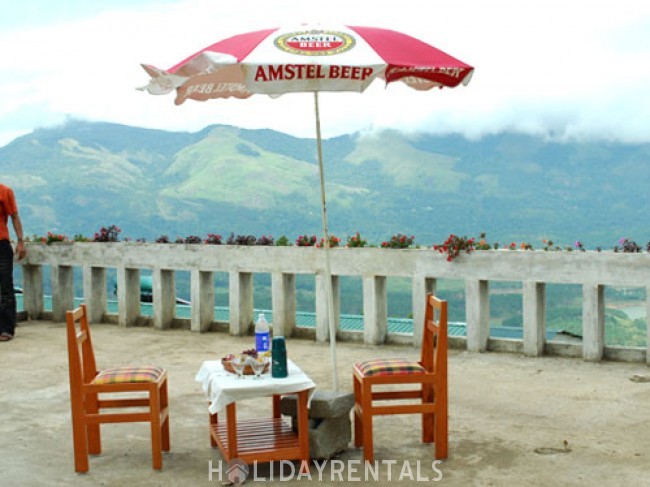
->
xmin=314 ymin=91 xmax=339 ymax=392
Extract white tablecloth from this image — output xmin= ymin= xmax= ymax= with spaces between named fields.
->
xmin=195 ymin=359 xmax=316 ymax=414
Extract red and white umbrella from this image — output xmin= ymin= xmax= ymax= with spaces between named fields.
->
xmin=141 ymin=24 xmax=473 ymax=102
xmin=140 ymin=24 xmax=473 ymax=390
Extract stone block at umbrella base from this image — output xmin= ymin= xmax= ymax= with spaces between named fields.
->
xmin=280 ymin=391 xmax=354 ymax=460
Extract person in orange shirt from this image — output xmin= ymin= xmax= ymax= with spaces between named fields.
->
xmin=0 ymin=184 xmax=26 ymax=341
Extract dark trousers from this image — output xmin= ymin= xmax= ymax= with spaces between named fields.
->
xmin=0 ymin=240 xmax=16 ymax=336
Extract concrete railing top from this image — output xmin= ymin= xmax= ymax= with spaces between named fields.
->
xmin=22 ymin=242 xmax=650 ymax=287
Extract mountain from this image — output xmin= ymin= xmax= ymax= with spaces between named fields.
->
xmin=1 ymin=119 xmax=649 ymax=248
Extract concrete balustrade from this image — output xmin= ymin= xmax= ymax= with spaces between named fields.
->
xmin=272 ymin=272 xmax=296 ymax=338
xmin=153 ymin=268 xmax=175 ymax=329
xmin=523 ymin=281 xmax=546 ymax=357
xmin=19 ymin=242 xmax=650 ymax=365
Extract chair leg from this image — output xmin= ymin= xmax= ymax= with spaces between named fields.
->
xmin=361 ymin=381 xmax=374 ymax=463
xmin=150 ymin=387 xmax=163 ymax=470
xmin=353 ymin=409 xmax=363 ymax=449
xmin=86 ymin=392 xmax=102 ymax=455
xmin=422 ymin=384 xmax=434 ymax=443
xmin=161 ymin=379 xmax=171 ymax=452
xmin=353 ymin=375 xmax=363 ymax=448
xmin=434 ymin=387 xmax=448 ymax=459
xmin=70 ymin=399 xmax=89 ymax=473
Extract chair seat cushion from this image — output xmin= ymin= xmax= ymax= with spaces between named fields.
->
xmin=92 ymin=365 xmax=165 ymax=385
xmin=355 ymin=358 xmax=425 ymax=377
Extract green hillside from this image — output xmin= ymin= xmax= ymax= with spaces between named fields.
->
xmin=1 ymin=119 xmax=649 ymax=248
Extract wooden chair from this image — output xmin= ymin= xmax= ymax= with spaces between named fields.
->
xmin=353 ymin=293 xmax=448 ymax=462
xmin=65 ymin=304 xmax=170 ymax=472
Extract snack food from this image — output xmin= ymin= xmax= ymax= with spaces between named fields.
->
xmin=221 ymin=349 xmax=269 ymax=375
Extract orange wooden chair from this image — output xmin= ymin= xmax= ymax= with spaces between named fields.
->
xmin=65 ymin=304 xmax=170 ymax=472
xmin=353 ymin=293 xmax=448 ymax=462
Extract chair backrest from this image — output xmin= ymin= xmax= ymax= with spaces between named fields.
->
xmin=66 ymin=304 xmax=99 ymax=387
xmin=420 ymin=294 xmax=448 ymax=376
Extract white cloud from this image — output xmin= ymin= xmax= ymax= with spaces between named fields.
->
xmin=1 ymin=0 xmax=649 ymax=146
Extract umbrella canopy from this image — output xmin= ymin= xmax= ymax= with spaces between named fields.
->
xmin=139 ymin=24 xmax=473 ymax=391
xmin=140 ymin=24 xmax=473 ymax=103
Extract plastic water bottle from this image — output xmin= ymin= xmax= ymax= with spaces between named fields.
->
xmin=255 ymin=313 xmax=271 ymax=353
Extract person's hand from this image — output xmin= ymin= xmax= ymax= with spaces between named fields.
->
xmin=15 ymin=241 xmax=26 ymax=261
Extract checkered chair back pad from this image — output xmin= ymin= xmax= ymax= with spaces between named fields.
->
xmin=354 ymin=358 xmax=425 ymax=377
xmin=92 ymin=365 xmax=165 ymax=385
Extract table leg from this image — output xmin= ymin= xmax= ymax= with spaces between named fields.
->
xmin=296 ymin=390 xmax=310 ymax=473
xmin=226 ymin=402 xmax=237 ymax=459
xmin=209 ymin=409 xmax=218 ymax=448
xmin=272 ymin=394 xmax=281 ymax=418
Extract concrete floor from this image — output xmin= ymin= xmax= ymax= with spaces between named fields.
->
xmin=1 ymin=319 xmax=649 ymax=486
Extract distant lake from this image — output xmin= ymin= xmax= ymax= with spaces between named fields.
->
xmin=617 ymin=305 xmax=646 ymax=320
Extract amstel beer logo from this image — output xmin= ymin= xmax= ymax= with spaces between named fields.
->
xmin=275 ymin=30 xmax=355 ymax=56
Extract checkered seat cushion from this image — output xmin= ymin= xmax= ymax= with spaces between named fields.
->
xmin=355 ymin=358 xmax=425 ymax=377
xmin=92 ymin=365 xmax=165 ymax=385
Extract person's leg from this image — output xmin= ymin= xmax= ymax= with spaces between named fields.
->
xmin=0 ymin=240 xmax=16 ymax=337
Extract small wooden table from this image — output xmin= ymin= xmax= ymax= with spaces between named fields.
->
xmin=196 ymin=360 xmax=316 ymax=469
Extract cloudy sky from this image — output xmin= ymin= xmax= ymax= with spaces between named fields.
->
xmin=1 ymin=0 xmax=649 ymax=147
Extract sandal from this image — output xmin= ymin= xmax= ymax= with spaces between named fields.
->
xmin=0 ymin=333 xmax=13 ymax=342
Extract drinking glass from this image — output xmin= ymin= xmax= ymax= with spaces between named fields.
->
xmin=231 ymin=358 xmax=245 ymax=379
xmin=251 ymin=357 xmax=268 ymax=379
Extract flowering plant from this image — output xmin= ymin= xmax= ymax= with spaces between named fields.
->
xmin=474 ymin=232 xmax=500 ymax=250
xmin=317 ymin=235 xmax=341 ymax=248
xmin=296 ymin=234 xmax=317 ymax=247
xmin=275 ymin=235 xmax=292 ymax=246
xmin=433 ymin=234 xmax=475 ymax=262
xmin=504 ymin=241 xmax=531 ymax=250
xmin=256 ymin=235 xmax=274 ymax=246
xmin=43 ymin=231 xmax=68 ymax=245
xmin=177 ymin=235 xmax=202 ymax=244
xmin=226 ymin=233 xmax=257 ymax=245
xmin=614 ymin=237 xmax=646 ymax=253
xmin=381 ymin=233 xmax=415 ymax=249
xmin=94 ymin=225 xmax=121 ymax=242
xmin=542 ymin=239 xmax=562 ymax=251
xmin=346 ymin=232 xmax=367 ymax=248
xmin=205 ymin=233 xmax=222 ymax=245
